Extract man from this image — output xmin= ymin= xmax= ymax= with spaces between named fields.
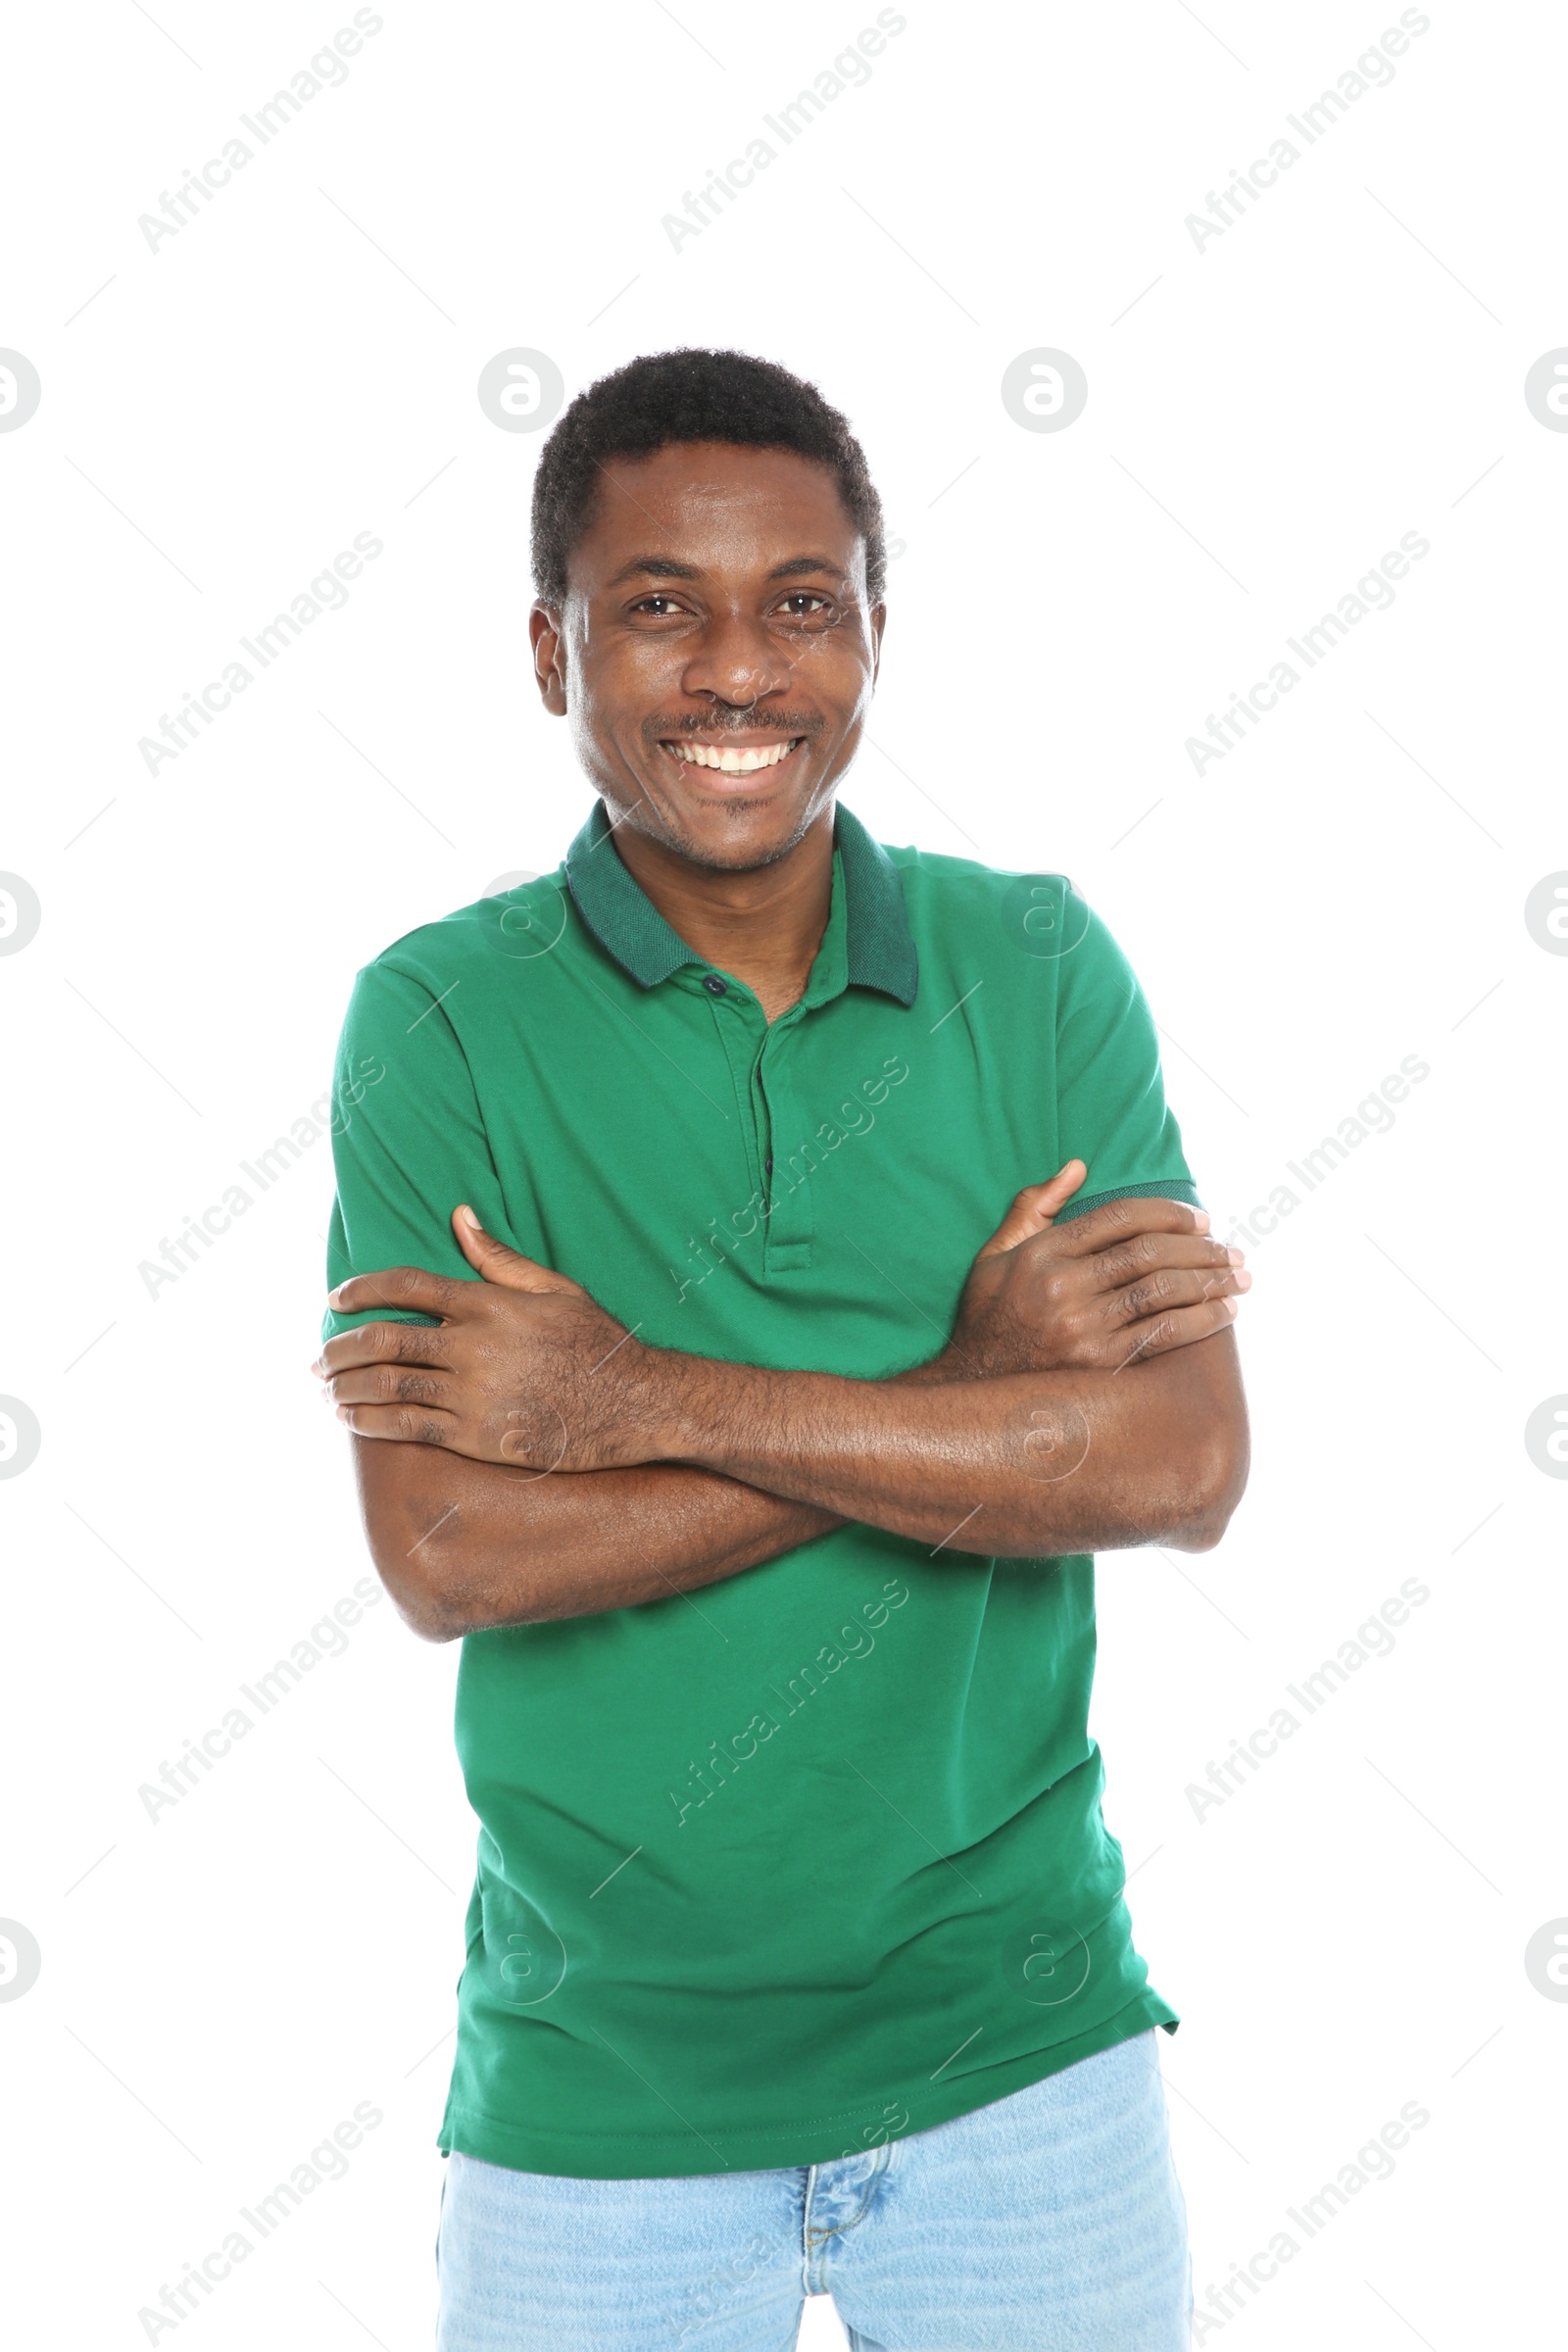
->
xmin=316 ymin=348 xmax=1250 ymax=2350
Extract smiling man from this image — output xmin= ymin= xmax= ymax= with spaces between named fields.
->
xmin=317 ymin=348 xmax=1250 ymax=2351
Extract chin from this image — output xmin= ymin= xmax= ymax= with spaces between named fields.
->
xmin=650 ymin=784 xmax=823 ymax=867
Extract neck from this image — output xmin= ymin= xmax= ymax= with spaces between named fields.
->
xmin=609 ymin=803 xmax=836 ymax=1023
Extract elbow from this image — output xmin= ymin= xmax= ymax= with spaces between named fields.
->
xmin=1171 ymin=1425 xmax=1250 ymax=1552
xmin=349 ymin=1438 xmax=552 ymax=1639
xmin=355 ymin=1462 xmax=478 ymax=1641
xmin=366 ymin=1543 xmax=470 ymax=1642
xmin=372 ymin=1517 xmax=545 ymax=1641
xmin=395 ymin=1582 xmax=470 ymax=1642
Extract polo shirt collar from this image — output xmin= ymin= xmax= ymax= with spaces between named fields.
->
xmin=564 ymin=798 xmax=918 ymax=1006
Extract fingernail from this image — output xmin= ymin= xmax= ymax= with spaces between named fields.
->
xmin=1193 ymin=1211 xmax=1210 ymax=1231
xmin=1224 ymin=1296 xmax=1240 ymax=1315
xmin=1234 ymin=1270 xmax=1251 ymax=1291
xmin=1226 ymin=1247 xmax=1245 ymax=1264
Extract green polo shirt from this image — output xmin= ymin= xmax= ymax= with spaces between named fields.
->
xmin=321 ymin=798 xmax=1202 ymax=2180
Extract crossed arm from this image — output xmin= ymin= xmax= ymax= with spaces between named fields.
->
xmin=316 ymin=1166 xmax=1251 ymax=1640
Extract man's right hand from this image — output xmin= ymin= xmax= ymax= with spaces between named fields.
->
xmin=915 ymin=1161 xmax=1249 ymax=1382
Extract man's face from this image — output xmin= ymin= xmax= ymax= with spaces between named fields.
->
xmin=530 ymin=440 xmax=884 ymax=870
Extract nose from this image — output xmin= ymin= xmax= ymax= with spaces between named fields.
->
xmin=678 ymin=608 xmax=797 ymax=710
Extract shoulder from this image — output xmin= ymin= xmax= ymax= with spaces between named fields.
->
xmin=876 ymin=835 xmax=1125 ymax=975
xmin=347 ymin=863 xmax=575 ymax=1009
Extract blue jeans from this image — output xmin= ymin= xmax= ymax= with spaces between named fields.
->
xmin=434 ymin=2028 xmax=1191 ymax=2349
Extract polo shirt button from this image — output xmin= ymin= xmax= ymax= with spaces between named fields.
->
xmin=703 ymin=974 xmax=727 ymax=995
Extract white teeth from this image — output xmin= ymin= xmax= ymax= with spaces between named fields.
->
xmin=667 ymin=739 xmax=800 ymax=772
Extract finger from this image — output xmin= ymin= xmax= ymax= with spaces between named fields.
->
xmin=1102 ymin=1263 xmax=1251 ymax=1329
xmin=334 ymin=1400 xmax=458 ymax=1446
xmin=1110 ymin=1295 xmax=1241 ymax=1366
xmin=1086 ymin=1233 xmax=1245 ymax=1291
xmin=452 ymin=1205 xmax=584 ymax=1296
xmin=323 ymin=1363 xmax=460 ymax=1411
xmin=327 ymin=1265 xmax=465 ymax=1319
xmin=314 ymin=1320 xmax=450 ymax=1380
xmin=1048 ymin=1194 xmax=1211 ymax=1258
xmin=975 ymin=1161 xmax=1087 ymax=1259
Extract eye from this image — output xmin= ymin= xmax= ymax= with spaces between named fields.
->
xmin=777 ymin=592 xmax=834 ymax=617
xmin=629 ymin=594 xmax=685 ymax=616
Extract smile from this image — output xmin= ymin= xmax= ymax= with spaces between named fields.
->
xmin=662 ymin=737 xmax=807 ymax=774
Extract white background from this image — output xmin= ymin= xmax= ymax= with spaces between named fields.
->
xmin=2 ymin=1 xmax=1564 ymax=2345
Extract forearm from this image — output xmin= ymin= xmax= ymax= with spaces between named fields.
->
xmin=649 ymin=1331 xmax=1246 ymax=1556
xmin=354 ymin=1353 xmax=1006 ymax=1638
xmin=355 ymin=1439 xmax=842 ymax=1639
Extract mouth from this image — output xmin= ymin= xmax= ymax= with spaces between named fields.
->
xmin=658 ymin=734 xmax=808 ymax=782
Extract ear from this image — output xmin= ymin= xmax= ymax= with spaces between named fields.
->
xmin=530 ymin=603 xmax=567 ymax=716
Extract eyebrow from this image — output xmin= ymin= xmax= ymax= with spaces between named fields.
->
xmin=604 ymin=554 xmax=848 ymax=587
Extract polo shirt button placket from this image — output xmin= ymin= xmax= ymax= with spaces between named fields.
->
xmin=702 ymin=971 xmax=774 ymax=1243
xmin=758 ymin=1027 xmax=815 ymax=1273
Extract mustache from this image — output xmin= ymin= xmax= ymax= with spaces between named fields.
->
xmin=647 ymin=714 xmax=821 ymax=740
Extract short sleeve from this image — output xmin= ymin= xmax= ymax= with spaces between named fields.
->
xmin=1051 ymin=893 xmax=1202 ymax=1227
xmin=319 ymin=958 xmax=517 ymax=1345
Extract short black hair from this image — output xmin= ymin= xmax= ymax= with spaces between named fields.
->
xmin=529 ymin=347 xmax=886 ymax=610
